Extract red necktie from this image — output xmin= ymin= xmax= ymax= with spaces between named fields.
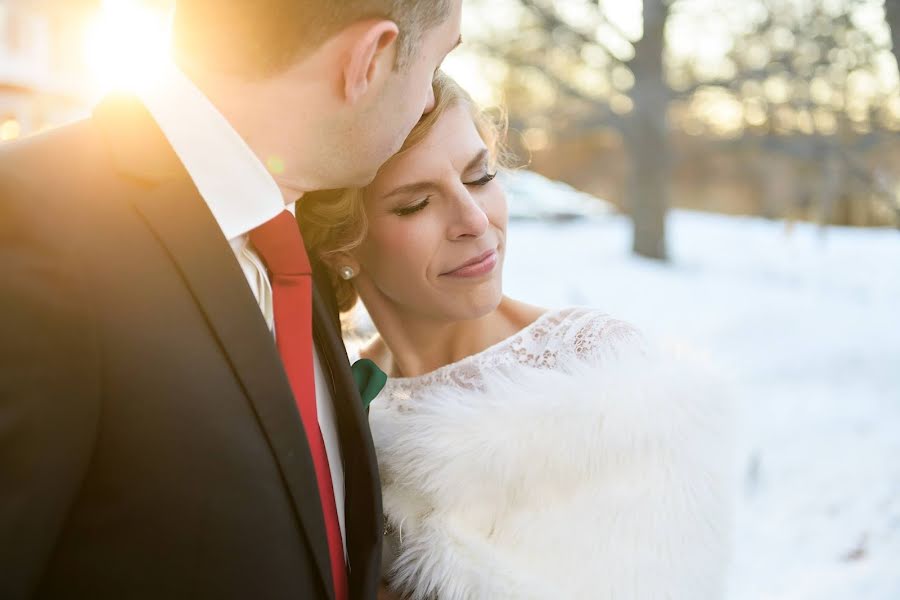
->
xmin=249 ymin=210 xmax=347 ymax=600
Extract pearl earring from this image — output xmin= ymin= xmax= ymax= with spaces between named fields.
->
xmin=339 ymin=266 xmax=356 ymax=280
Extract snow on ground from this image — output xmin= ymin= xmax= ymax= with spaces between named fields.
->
xmin=502 ymin=203 xmax=900 ymax=599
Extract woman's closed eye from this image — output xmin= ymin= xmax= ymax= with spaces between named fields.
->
xmin=393 ymin=197 xmax=431 ymax=217
xmin=391 ymin=172 xmax=497 ymax=217
xmin=466 ymin=171 xmax=497 ymax=187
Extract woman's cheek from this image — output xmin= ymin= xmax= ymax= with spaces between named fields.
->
xmin=488 ymin=188 xmax=509 ymax=226
xmin=370 ymin=219 xmax=436 ymax=279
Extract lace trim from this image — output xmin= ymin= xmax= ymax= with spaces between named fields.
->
xmin=379 ymin=307 xmax=639 ymax=409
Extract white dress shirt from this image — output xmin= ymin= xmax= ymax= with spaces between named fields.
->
xmin=137 ymin=63 xmax=347 ymax=559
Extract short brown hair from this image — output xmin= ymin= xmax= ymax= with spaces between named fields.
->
xmin=172 ymin=0 xmax=451 ymax=75
xmin=299 ymin=71 xmax=511 ymax=313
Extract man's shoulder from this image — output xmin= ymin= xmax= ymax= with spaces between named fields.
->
xmin=0 ymin=114 xmax=155 ymax=258
xmin=0 ymin=118 xmax=111 ymax=197
xmin=1 ymin=118 xmax=98 ymax=164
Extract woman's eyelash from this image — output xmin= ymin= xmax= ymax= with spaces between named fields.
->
xmin=391 ymin=172 xmax=495 ymax=217
xmin=393 ymin=197 xmax=431 ymax=217
xmin=467 ymin=172 xmax=497 ymax=186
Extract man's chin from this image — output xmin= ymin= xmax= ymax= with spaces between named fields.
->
xmin=272 ymin=177 xmax=306 ymax=203
xmin=352 ymin=166 xmax=380 ymax=188
xmin=281 ymin=162 xmax=379 ymax=192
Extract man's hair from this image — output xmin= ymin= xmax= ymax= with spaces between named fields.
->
xmin=172 ymin=0 xmax=451 ymax=75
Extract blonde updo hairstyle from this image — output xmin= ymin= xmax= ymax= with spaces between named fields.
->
xmin=299 ymin=71 xmax=510 ymax=313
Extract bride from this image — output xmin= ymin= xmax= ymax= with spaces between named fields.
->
xmin=299 ymin=73 xmax=735 ymax=600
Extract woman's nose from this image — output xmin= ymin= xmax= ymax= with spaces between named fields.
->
xmin=448 ymin=188 xmax=489 ymax=240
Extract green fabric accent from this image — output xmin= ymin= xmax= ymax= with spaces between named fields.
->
xmin=351 ymin=358 xmax=388 ymax=410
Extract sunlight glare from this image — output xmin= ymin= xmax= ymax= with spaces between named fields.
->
xmin=83 ymin=0 xmax=172 ymax=95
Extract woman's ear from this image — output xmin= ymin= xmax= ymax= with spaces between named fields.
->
xmin=340 ymin=19 xmax=400 ymax=105
xmin=323 ymin=252 xmax=361 ymax=281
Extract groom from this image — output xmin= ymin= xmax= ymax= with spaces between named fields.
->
xmin=0 ymin=1 xmax=461 ymax=598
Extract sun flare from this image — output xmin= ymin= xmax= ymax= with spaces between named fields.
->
xmin=82 ymin=0 xmax=172 ymax=95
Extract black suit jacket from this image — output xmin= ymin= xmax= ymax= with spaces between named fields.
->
xmin=0 ymin=95 xmax=382 ymax=599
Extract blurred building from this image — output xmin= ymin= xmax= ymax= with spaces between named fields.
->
xmin=0 ymin=0 xmax=98 ymax=141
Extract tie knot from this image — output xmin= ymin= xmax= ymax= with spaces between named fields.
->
xmin=248 ymin=210 xmax=311 ymax=276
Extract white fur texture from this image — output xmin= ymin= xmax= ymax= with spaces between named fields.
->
xmin=370 ymin=336 xmax=736 ymax=600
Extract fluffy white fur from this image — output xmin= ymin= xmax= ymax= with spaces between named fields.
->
xmin=370 ymin=336 xmax=736 ymax=600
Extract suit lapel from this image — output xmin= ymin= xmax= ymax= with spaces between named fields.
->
xmin=94 ymin=95 xmax=335 ymax=598
xmin=310 ymin=267 xmax=383 ymax=599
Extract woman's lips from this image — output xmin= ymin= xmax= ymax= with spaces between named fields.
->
xmin=441 ymin=249 xmax=499 ymax=278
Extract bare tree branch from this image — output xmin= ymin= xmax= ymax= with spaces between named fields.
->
xmin=472 ymin=41 xmax=617 ymax=112
xmin=518 ymin=0 xmax=630 ymax=64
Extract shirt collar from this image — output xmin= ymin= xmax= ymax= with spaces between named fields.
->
xmin=136 ymin=62 xmax=291 ymax=241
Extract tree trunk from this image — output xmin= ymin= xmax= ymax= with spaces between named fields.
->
xmin=886 ymin=0 xmax=900 ymax=78
xmin=625 ymin=0 xmax=670 ymax=260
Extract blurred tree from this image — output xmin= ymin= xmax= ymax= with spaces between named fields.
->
xmin=703 ymin=0 xmax=900 ymax=223
xmin=466 ymin=0 xmax=900 ymax=237
xmin=887 ymin=0 xmax=900 ymax=75
xmin=471 ymin=0 xmax=673 ymax=260
xmin=628 ymin=0 xmax=670 ymax=260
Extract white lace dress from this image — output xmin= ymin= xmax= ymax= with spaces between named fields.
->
xmin=368 ymin=307 xmax=734 ymax=600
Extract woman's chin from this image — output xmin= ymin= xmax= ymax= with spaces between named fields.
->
xmin=442 ymin=287 xmax=504 ymax=322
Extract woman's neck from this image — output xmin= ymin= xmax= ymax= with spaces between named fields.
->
xmin=362 ymin=297 xmax=545 ymax=378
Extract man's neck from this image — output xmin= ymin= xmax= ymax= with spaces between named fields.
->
xmin=180 ymin=61 xmax=323 ymax=205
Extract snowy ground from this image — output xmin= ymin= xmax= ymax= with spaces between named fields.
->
xmin=502 ymin=208 xmax=900 ymax=599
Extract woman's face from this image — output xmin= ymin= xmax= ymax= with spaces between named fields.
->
xmin=352 ymin=103 xmax=508 ymax=323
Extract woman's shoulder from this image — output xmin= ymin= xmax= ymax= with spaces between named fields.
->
xmin=373 ymin=303 xmax=646 ymax=406
xmin=520 ymin=305 xmax=646 ymax=367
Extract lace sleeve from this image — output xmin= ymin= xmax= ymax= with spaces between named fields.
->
xmin=377 ymin=307 xmax=650 ymax=405
xmin=563 ymin=310 xmax=647 ymax=365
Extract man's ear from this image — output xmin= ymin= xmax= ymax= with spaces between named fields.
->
xmin=341 ymin=19 xmax=400 ymax=105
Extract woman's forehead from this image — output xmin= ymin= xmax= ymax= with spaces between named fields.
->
xmin=371 ymin=106 xmax=486 ymax=193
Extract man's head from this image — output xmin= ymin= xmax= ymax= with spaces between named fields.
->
xmin=172 ymin=0 xmax=463 ymax=195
